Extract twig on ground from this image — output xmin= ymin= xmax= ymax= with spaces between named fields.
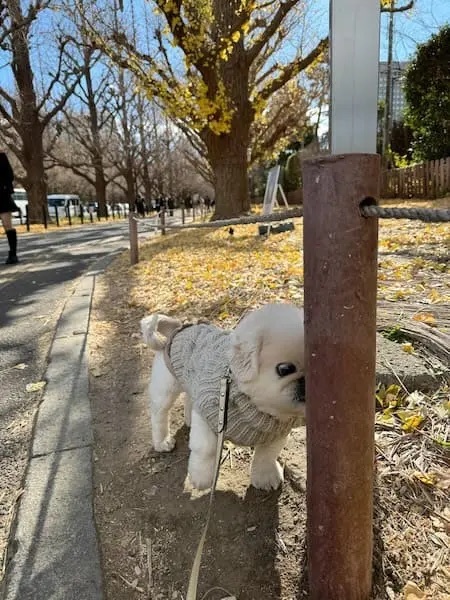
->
xmin=146 ymin=537 xmax=153 ymax=593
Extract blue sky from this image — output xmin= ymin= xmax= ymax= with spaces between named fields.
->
xmin=378 ymin=0 xmax=449 ymax=61
xmin=311 ymin=0 xmax=448 ymax=62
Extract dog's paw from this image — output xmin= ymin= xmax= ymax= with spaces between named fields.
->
xmin=188 ymin=455 xmax=214 ymax=490
xmin=153 ymin=436 xmax=176 ymax=452
xmin=250 ymin=460 xmax=284 ymax=491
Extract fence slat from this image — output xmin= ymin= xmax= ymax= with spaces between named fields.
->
xmin=381 ymin=157 xmax=450 ymax=199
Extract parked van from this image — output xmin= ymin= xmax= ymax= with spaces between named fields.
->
xmin=47 ymin=194 xmax=81 ymax=218
xmin=12 ymin=188 xmax=28 ymax=220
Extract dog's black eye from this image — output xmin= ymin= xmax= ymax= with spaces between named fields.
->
xmin=276 ymin=363 xmax=297 ymax=377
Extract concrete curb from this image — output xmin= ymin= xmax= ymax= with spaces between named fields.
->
xmin=1 ymin=254 xmax=119 ymax=600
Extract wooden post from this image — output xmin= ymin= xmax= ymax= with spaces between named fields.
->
xmin=304 ymin=2 xmax=381 ymax=599
xmin=42 ymin=205 xmax=48 ymax=229
xmin=129 ymin=212 xmax=139 ymax=265
xmin=160 ymin=208 xmax=166 ymax=235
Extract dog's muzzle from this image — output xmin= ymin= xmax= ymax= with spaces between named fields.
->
xmin=294 ymin=377 xmax=306 ymax=403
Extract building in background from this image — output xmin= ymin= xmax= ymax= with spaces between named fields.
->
xmin=378 ymin=61 xmax=410 ymax=122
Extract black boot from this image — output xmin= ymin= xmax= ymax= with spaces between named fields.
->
xmin=5 ymin=228 xmax=18 ymax=264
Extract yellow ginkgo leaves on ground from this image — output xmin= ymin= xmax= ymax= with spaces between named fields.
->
xmin=119 ymin=212 xmax=449 ymax=330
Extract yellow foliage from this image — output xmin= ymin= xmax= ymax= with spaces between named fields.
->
xmin=231 ymin=30 xmax=241 ymax=43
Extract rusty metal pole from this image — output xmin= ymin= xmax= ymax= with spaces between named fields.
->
xmin=303 ymin=153 xmax=380 ymax=600
xmin=129 ymin=211 xmax=139 ymax=265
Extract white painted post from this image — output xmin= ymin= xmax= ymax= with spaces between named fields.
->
xmin=329 ymin=0 xmax=381 ymax=153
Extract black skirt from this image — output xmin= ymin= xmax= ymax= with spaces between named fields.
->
xmin=0 ymin=191 xmax=19 ymax=214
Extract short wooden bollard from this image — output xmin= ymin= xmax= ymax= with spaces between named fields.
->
xmin=303 ymin=153 xmax=380 ymax=600
xmin=160 ymin=209 xmax=166 ymax=235
xmin=129 ymin=212 xmax=139 ymax=265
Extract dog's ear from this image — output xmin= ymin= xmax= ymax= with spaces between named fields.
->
xmin=140 ymin=314 xmax=182 ymax=350
xmin=229 ymin=330 xmax=262 ymax=382
xmin=155 ymin=315 xmax=183 ymax=338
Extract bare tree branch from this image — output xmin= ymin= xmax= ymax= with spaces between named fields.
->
xmin=259 ymin=37 xmax=328 ymax=101
xmin=247 ymin=0 xmax=299 ymax=64
xmin=381 ymin=1 xmax=414 ymax=13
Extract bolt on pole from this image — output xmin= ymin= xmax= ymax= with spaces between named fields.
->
xmin=303 ymin=2 xmax=381 ymax=599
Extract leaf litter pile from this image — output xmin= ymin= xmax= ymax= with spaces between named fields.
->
xmin=90 ymin=202 xmax=449 ymax=600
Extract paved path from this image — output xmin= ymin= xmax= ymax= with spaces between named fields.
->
xmin=0 ymin=222 xmax=143 ymax=600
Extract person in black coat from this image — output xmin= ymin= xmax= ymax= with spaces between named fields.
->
xmin=0 ymin=152 xmax=19 ymax=264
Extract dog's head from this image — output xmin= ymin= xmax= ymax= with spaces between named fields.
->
xmin=229 ymin=303 xmax=305 ymax=420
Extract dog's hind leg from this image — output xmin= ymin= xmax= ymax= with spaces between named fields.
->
xmin=183 ymin=394 xmax=193 ymax=427
xmin=149 ymin=352 xmax=181 ymax=452
xmin=188 ymin=409 xmax=217 ymax=490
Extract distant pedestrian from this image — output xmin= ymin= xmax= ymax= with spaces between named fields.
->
xmin=0 ymin=152 xmax=19 ymax=264
xmin=167 ymin=196 xmax=174 ymax=217
xmin=135 ymin=195 xmax=145 ymax=218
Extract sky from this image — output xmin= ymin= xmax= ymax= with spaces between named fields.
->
xmin=308 ymin=0 xmax=449 ymax=62
xmin=378 ymin=0 xmax=449 ymax=62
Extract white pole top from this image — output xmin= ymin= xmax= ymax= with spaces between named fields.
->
xmin=329 ymin=0 xmax=381 ymax=154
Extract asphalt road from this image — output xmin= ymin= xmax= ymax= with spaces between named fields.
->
xmin=0 ymin=222 xmax=136 ymax=579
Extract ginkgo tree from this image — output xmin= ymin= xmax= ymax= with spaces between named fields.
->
xmin=86 ymin=0 xmax=405 ymax=218
xmin=86 ymin=0 xmax=327 ymax=218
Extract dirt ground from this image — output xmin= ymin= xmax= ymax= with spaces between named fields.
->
xmin=88 ymin=273 xmax=449 ymax=600
xmin=89 ymin=277 xmax=310 ymax=600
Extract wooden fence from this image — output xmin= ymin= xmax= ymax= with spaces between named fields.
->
xmin=380 ymin=157 xmax=450 ymax=199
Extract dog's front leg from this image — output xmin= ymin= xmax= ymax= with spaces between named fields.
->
xmin=251 ymin=434 xmax=289 ymax=490
xmin=149 ymin=353 xmax=180 ymax=452
xmin=188 ymin=409 xmax=217 ymax=490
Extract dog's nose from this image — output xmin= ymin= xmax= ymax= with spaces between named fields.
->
xmin=295 ymin=377 xmax=305 ymax=402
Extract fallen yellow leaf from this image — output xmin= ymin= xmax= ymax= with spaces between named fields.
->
xmin=400 ymin=414 xmax=425 ymax=432
xmin=413 ymin=471 xmax=438 ymax=486
xmin=403 ymin=580 xmax=425 ymax=599
xmin=26 ymin=381 xmax=46 ymax=393
xmin=402 ymin=342 xmax=414 ymax=354
xmin=413 ymin=312 xmax=437 ymax=326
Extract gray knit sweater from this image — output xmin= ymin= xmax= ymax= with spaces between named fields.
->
xmin=166 ymin=323 xmax=303 ymax=447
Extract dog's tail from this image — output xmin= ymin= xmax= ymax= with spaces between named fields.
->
xmin=140 ymin=314 xmax=182 ymax=351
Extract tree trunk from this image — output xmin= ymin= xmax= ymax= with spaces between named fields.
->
xmin=207 ymin=131 xmax=251 ymax=219
xmin=94 ymin=165 xmax=107 ymax=218
xmin=23 ymin=125 xmax=47 ymax=224
xmin=203 ymin=0 xmax=253 ymax=219
xmin=24 ymin=160 xmax=47 ymax=224
xmin=8 ymin=0 xmax=47 ymax=223
xmin=84 ymin=47 xmax=108 ymax=218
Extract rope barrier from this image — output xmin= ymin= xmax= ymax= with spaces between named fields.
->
xmin=165 ymin=207 xmax=303 ymax=228
xmin=360 ymin=205 xmax=450 ymax=222
xmin=138 ymin=204 xmax=449 ymax=234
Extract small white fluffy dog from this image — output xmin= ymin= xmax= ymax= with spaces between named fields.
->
xmin=141 ymin=303 xmax=305 ymax=491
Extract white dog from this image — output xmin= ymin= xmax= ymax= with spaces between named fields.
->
xmin=141 ymin=303 xmax=305 ymax=491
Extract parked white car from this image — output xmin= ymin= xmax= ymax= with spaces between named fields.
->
xmin=11 ymin=188 xmax=28 ymax=220
xmin=47 ymin=194 xmax=81 ymax=218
